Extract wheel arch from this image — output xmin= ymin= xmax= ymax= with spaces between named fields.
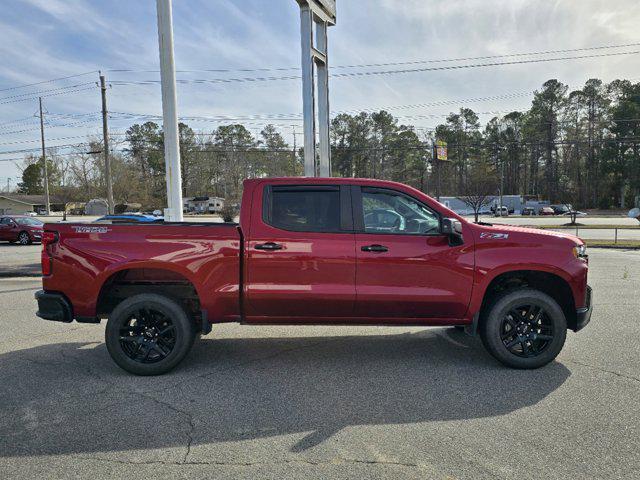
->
xmin=95 ymin=264 xmax=203 ymax=322
xmin=476 ymin=269 xmax=577 ymax=331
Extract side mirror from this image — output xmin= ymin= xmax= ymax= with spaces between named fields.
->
xmin=442 ymin=218 xmax=463 ymax=246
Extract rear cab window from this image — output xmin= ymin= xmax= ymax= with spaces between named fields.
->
xmin=262 ymin=185 xmax=352 ymax=233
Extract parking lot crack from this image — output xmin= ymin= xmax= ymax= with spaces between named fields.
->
xmin=130 ymin=390 xmax=196 ymax=464
xmin=566 ymin=359 xmax=640 ymax=385
xmin=72 ymin=455 xmax=430 ymax=470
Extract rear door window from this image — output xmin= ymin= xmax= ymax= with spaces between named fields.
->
xmin=264 ymin=186 xmax=345 ymax=233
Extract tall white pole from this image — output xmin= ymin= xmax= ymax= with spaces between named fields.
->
xmin=299 ymin=5 xmax=316 ymax=177
xmin=316 ymin=21 xmax=331 ymax=177
xmin=156 ymin=0 xmax=183 ymax=221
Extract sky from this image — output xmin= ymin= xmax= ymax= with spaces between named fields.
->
xmin=1 ymin=0 xmax=639 ymax=187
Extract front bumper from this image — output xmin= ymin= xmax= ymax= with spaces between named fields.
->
xmin=575 ymin=285 xmax=593 ymax=332
xmin=35 ymin=290 xmax=73 ymax=323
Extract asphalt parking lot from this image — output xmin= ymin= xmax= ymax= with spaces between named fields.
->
xmin=0 ymin=244 xmax=40 ymax=277
xmin=0 ymin=248 xmax=639 ymax=479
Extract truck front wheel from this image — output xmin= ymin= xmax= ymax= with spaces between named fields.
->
xmin=105 ymin=293 xmax=196 ymax=375
xmin=480 ymin=288 xmax=567 ymax=369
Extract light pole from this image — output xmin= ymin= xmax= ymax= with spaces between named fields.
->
xmin=156 ymin=0 xmax=183 ymax=221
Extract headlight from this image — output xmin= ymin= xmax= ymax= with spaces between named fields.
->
xmin=573 ymin=244 xmax=587 ymax=259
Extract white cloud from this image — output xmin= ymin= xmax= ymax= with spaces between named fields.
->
xmin=1 ymin=0 xmax=639 ymax=182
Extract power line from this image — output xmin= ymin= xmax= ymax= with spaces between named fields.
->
xmin=0 ymin=116 xmax=39 ymax=128
xmin=0 ymin=135 xmax=99 ymax=147
xmin=0 ymin=82 xmax=96 ymax=102
xmin=107 ymin=41 xmax=640 ymax=74
xmin=0 ymin=85 xmax=98 ymax=105
xmin=0 ymin=117 xmax=103 ymax=136
xmin=0 ymin=71 xmax=98 ymax=93
xmin=1 ymin=136 xmax=638 ymax=163
xmin=109 ymin=50 xmax=640 ymax=86
xmin=0 ymin=142 xmax=92 ymax=155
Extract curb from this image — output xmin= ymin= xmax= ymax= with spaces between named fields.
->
xmin=0 ymin=265 xmax=41 ymax=278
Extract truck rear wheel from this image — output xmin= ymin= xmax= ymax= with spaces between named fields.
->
xmin=105 ymin=294 xmax=196 ymax=375
xmin=480 ymin=288 xmax=567 ymax=369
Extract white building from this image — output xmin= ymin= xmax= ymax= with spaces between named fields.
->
xmin=182 ymin=196 xmax=225 ymax=214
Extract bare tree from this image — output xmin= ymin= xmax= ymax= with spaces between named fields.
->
xmin=457 ymin=161 xmax=498 ymax=222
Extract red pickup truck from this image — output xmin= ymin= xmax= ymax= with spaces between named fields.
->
xmin=35 ymin=177 xmax=592 ymax=375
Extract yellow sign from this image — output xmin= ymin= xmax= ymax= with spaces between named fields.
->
xmin=436 ymin=140 xmax=448 ymax=161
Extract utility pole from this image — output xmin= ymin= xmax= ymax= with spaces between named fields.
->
xmin=432 ymin=140 xmax=441 ymax=201
xmin=100 ymin=73 xmax=114 ymax=214
xmin=156 ymin=0 xmax=183 ymax=221
xmin=495 ymin=141 xmax=504 ymax=216
xmin=587 ymin=96 xmax=595 ymax=207
xmin=292 ymin=125 xmax=298 ymax=173
xmin=38 ymin=97 xmax=50 ymax=215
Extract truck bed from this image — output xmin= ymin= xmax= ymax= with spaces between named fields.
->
xmin=42 ymin=222 xmax=242 ymax=322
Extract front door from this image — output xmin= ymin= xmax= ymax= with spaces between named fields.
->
xmin=0 ymin=217 xmax=14 ymax=241
xmin=244 ymin=183 xmax=356 ymax=321
xmin=354 ymin=186 xmax=474 ymax=319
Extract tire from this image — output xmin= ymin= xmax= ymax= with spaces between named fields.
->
xmin=105 ymin=293 xmax=196 ymax=375
xmin=17 ymin=231 xmax=31 ymax=245
xmin=480 ymin=288 xmax=567 ymax=369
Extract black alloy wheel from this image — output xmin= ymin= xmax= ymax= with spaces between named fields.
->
xmin=119 ymin=308 xmax=177 ymax=364
xmin=106 ymin=293 xmax=196 ymax=375
xmin=480 ymin=288 xmax=567 ymax=369
xmin=499 ymin=304 xmax=554 ymax=358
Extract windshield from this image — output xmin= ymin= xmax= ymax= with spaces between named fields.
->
xmin=14 ymin=217 xmax=44 ymax=226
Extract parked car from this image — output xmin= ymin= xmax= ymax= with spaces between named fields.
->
xmin=521 ymin=207 xmax=536 ymax=216
xmin=0 ymin=215 xmax=44 ymax=244
xmin=550 ymin=204 xmax=571 ymax=215
xmin=35 ymin=177 xmax=592 ymax=375
xmin=561 ymin=210 xmax=587 ymax=217
xmin=493 ymin=206 xmax=509 ymax=217
xmin=539 ymin=207 xmax=555 ymax=216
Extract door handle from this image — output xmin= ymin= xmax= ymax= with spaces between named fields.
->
xmin=255 ymin=242 xmax=283 ymax=251
xmin=361 ymin=244 xmax=388 ymax=253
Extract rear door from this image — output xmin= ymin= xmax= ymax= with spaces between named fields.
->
xmin=353 ymin=186 xmax=474 ymax=319
xmin=244 ymin=183 xmax=356 ymax=320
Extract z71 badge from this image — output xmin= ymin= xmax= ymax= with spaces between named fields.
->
xmin=480 ymin=232 xmax=509 ymax=240
xmin=72 ymin=226 xmax=110 ymax=234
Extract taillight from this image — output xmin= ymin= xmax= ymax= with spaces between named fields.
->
xmin=41 ymin=231 xmax=58 ymax=276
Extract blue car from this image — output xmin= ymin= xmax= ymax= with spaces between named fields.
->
xmin=95 ymin=214 xmax=164 ymax=224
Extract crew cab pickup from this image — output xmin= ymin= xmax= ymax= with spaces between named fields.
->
xmin=35 ymin=178 xmax=592 ymax=375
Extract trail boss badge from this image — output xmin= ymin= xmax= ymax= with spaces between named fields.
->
xmin=480 ymin=232 xmax=509 ymax=240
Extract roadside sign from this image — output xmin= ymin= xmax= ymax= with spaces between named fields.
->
xmin=436 ymin=140 xmax=448 ymax=161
